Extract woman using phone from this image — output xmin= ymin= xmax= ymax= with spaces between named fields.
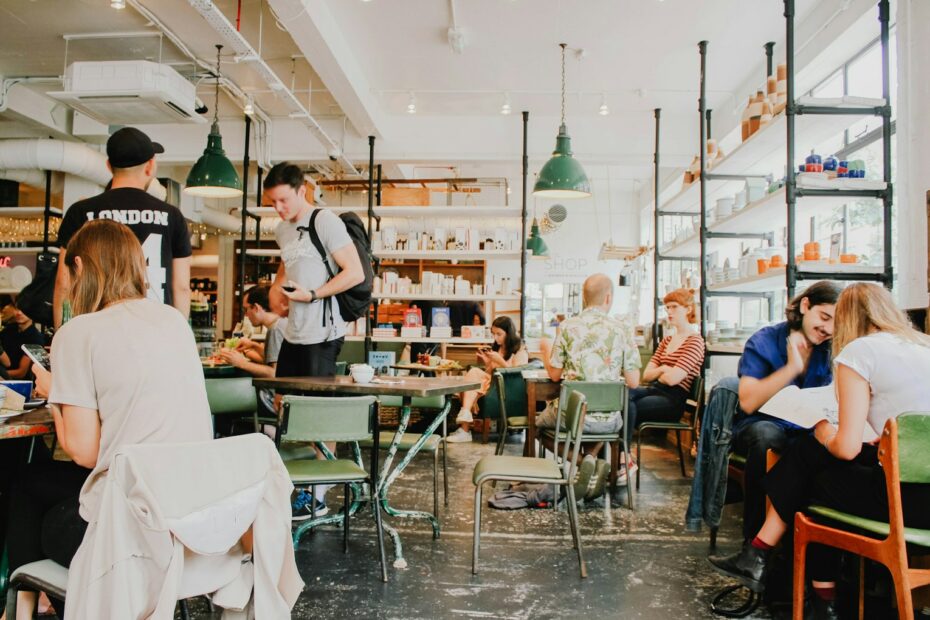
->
xmin=5 ymin=220 xmax=213 ymax=619
xmin=709 ymin=283 xmax=930 ymax=618
xmin=447 ymin=316 xmax=528 ymax=443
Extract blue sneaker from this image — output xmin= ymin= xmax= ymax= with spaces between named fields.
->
xmin=292 ymin=489 xmax=328 ymax=521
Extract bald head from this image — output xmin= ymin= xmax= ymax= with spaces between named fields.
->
xmin=582 ymin=273 xmax=613 ymax=309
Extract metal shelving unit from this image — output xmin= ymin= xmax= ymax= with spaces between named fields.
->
xmin=653 ymin=0 xmax=893 ymax=357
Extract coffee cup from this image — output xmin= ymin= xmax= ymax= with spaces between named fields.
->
xmin=350 ymin=363 xmax=375 ymax=383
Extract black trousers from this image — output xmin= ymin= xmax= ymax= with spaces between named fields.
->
xmin=6 ymin=460 xmax=91 ymax=574
xmin=276 ymin=337 xmax=344 ymax=378
xmin=626 ymin=384 xmax=688 ymax=446
xmin=733 ymin=417 xmax=807 ymax=540
xmin=764 ymin=433 xmax=930 ymax=581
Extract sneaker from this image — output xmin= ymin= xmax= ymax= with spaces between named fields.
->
xmin=292 ymin=489 xmax=328 ymax=521
xmin=445 ymin=427 xmax=473 ymax=443
xmin=585 ymin=459 xmax=610 ymax=500
xmin=614 ymin=460 xmax=637 ymax=487
xmin=455 ymin=408 xmax=474 ymax=424
xmin=572 ymin=454 xmax=597 ymax=500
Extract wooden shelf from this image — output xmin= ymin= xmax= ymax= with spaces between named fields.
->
xmin=375 ymin=250 xmax=519 ymax=260
xmin=0 ymin=207 xmax=62 ymax=218
xmin=0 ymin=246 xmax=59 ymax=255
xmin=708 ymin=264 xmax=884 ymax=293
xmin=345 ymin=335 xmax=494 ymax=344
xmin=241 ymin=206 xmax=520 ymax=219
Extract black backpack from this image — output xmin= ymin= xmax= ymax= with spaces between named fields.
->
xmin=15 ymin=251 xmax=57 ymax=327
xmin=305 ymin=209 xmax=374 ymax=323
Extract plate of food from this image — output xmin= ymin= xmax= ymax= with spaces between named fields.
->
xmin=0 ymin=409 xmax=25 ymax=422
xmin=201 ymin=355 xmax=233 ymax=369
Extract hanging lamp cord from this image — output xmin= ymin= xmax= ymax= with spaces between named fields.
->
xmin=213 ymin=44 xmax=223 ymax=124
xmin=559 ymin=43 xmax=567 ymax=126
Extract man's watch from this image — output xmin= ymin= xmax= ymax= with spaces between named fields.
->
xmin=310 ymin=290 xmax=318 ymax=302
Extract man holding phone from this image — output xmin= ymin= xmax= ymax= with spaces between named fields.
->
xmin=264 ymin=163 xmax=363 ymax=378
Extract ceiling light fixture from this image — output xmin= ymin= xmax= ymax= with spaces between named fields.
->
xmin=243 ymin=96 xmax=254 ymax=116
xmin=599 ymin=93 xmax=610 ymax=116
xmin=501 ymin=93 xmax=512 ymax=115
xmin=185 ymin=45 xmax=243 ymax=199
xmin=533 ymin=43 xmax=591 ymax=199
xmin=406 ymin=92 xmax=417 ymax=114
xmin=111 ymin=0 xmax=126 ymax=9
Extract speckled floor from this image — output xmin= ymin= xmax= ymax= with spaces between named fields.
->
xmin=176 ymin=431 xmax=778 ymax=620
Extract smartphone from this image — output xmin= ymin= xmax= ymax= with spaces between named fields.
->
xmin=21 ymin=344 xmax=51 ymax=371
xmin=282 ymin=285 xmax=296 ymax=293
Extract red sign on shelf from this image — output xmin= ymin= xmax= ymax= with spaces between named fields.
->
xmin=0 ymin=257 xmax=11 ymax=268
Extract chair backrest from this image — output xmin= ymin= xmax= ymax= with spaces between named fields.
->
xmin=205 ymin=377 xmax=257 ymax=416
xmin=480 ymin=362 xmax=541 ymax=421
xmin=890 ymin=412 xmax=930 ymax=484
xmin=335 ymin=361 xmax=348 ymax=376
xmin=559 ymin=391 xmax=587 ymax=478
xmin=686 ymin=375 xmax=705 ymax=430
xmin=560 ymin=380 xmax=625 ymax=415
xmin=279 ymin=395 xmax=377 ymax=444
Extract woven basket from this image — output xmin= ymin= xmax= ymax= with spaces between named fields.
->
xmin=378 ymin=405 xmax=427 ymax=429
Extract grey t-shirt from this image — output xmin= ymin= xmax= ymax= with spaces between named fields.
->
xmin=275 ymin=209 xmax=352 ymax=345
xmin=263 ymin=317 xmax=287 ymax=365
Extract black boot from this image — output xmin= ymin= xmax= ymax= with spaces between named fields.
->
xmin=708 ymin=541 xmax=770 ymax=593
xmin=804 ymin=594 xmax=839 ymax=620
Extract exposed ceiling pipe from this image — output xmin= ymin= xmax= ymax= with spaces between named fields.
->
xmin=187 ymin=0 xmax=360 ymax=175
xmin=0 ymin=169 xmax=47 ymax=188
xmin=126 ymin=0 xmax=273 ymax=170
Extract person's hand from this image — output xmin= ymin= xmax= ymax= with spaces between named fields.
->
xmin=476 ymin=348 xmax=490 ymax=363
xmin=280 ymin=280 xmax=313 ymax=303
xmin=32 ymin=363 xmax=51 ymax=399
xmin=785 ymin=330 xmax=811 ymax=376
xmin=218 ymin=348 xmax=249 ymax=368
xmin=235 ymin=337 xmax=256 ymax=352
xmin=814 ymin=420 xmax=837 ymax=447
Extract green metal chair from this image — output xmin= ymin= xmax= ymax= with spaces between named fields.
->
xmin=542 ymin=381 xmax=633 ymax=509
xmin=793 ymin=413 xmax=930 ymax=620
xmin=476 ymin=362 xmax=543 ymax=450
xmin=472 ymin=391 xmax=589 ymax=578
xmin=635 ymin=375 xmax=705 ymax=490
xmin=277 ymin=395 xmax=388 ymax=582
xmin=359 ymin=395 xmax=449 ymax=518
xmin=205 ymin=377 xmax=260 ymax=434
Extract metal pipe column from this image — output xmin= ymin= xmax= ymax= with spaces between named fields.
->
xmin=698 ymin=41 xmax=708 ymax=342
xmin=652 ymin=108 xmax=661 ymax=349
xmin=785 ymin=0 xmax=797 ymax=297
xmin=238 ymin=114 xmax=251 ymax=299
xmin=879 ymin=0 xmax=893 ymax=288
xmin=519 ymin=111 xmax=529 ymax=338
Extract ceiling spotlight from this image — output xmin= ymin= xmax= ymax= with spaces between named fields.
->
xmin=243 ymin=97 xmax=254 ymax=116
xmin=599 ymin=94 xmax=609 ymax=116
xmin=406 ymin=92 xmax=417 ymax=114
xmin=501 ymin=93 xmax=512 ymax=115
xmin=111 ymin=0 xmax=126 ymax=8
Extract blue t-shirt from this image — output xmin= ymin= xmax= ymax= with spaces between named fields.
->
xmin=736 ymin=321 xmax=832 ymax=430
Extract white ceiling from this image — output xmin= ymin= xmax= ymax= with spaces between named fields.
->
xmin=0 ymin=0 xmax=881 ymax=196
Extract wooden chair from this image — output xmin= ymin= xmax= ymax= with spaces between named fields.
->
xmin=635 ymin=375 xmax=705 ymax=490
xmin=792 ymin=413 xmax=930 ymax=620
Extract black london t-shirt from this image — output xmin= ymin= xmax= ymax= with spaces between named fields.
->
xmin=57 ymin=188 xmax=192 ymax=306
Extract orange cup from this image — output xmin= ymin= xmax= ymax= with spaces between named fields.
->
xmin=840 ymin=254 xmax=858 ymax=264
xmin=757 ymin=258 xmax=769 ymax=274
xmin=770 ymin=255 xmax=784 ymax=267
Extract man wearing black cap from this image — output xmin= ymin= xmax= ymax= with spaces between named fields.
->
xmin=53 ymin=127 xmax=192 ymax=327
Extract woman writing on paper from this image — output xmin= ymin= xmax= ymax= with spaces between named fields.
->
xmin=709 ymin=283 xmax=930 ymax=619
xmin=447 ymin=316 xmax=528 ymax=443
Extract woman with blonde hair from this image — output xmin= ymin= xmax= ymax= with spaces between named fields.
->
xmin=627 ymin=288 xmax=705 ymax=464
xmin=710 ymin=283 xmax=930 ymax=619
xmin=4 ymin=219 xmax=212 ymax=619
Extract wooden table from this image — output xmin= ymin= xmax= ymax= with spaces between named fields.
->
xmin=391 ymin=363 xmax=464 ymax=376
xmin=0 ymin=407 xmax=54 ymax=441
xmin=522 ymin=370 xmax=560 ymax=458
xmin=254 ymin=375 xmax=481 ymax=568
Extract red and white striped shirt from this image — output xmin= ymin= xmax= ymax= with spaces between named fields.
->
xmin=652 ymin=334 xmax=706 ymax=393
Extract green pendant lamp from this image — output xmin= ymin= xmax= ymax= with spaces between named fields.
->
xmin=534 ymin=43 xmax=591 ymax=199
xmin=526 ymin=218 xmax=549 ymax=258
xmin=185 ymin=45 xmax=242 ymax=198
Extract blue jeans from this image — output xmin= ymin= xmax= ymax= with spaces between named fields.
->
xmin=685 ymin=376 xmax=740 ymax=532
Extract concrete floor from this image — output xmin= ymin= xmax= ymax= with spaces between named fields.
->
xmin=178 ymin=432 xmax=777 ymax=619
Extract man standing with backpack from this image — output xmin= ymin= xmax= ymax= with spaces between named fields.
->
xmin=265 ymin=163 xmax=366 ymax=378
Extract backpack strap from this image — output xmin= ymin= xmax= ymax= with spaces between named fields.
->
xmin=299 ymin=209 xmax=335 ymax=328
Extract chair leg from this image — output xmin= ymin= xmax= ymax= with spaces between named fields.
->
xmin=635 ymin=432 xmax=642 ymax=491
xmin=442 ymin=440 xmax=449 ymax=508
xmin=373 ymin=484 xmax=388 ymax=582
xmin=792 ymin=520 xmax=808 ymax=620
xmin=433 ymin=448 xmax=440 ymax=519
xmin=858 ymin=556 xmax=865 ymax=620
xmin=675 ymin=430 xmax=686 ymax=477
xmin=890 ymin=570 xmax=914 ymax=620
xmin=565 ymin=482 xmax=587 ymax=578
xmin=472 ymin=483 xmax=483 ymax=575
xmin=609 ymin=441 xmax=619 ymax=489
xmin=709 ymin=526 xmax=718 ymax=550
xmin=625 ymin=459 xmax=634 ymax=510
xmin=343 ymin=483 xmax=350 ymax=554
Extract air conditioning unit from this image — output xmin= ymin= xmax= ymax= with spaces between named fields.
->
xmin=49 ymin=61 xmax=205 ymax=125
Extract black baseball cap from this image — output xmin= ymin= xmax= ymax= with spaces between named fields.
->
xmin=106 ymin=127 xmax=164 ymax=169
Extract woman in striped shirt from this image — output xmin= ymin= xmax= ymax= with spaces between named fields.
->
xmin=628 ymin=289 xmax=705 ymax=456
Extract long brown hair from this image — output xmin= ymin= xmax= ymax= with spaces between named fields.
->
xmin=832 ymin=282 xmax=930 ymax=359
xmin=66 ymin=219 xmax=147 ymax=316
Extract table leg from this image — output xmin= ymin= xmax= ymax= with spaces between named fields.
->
xmin=526 ymin=382 xmax=537 ymax=458
xmin=376 ymin=396 xmax=451 ymax=567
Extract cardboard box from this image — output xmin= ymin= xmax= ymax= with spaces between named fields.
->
xmin=382 ymin=187 xmax=430 ymax=206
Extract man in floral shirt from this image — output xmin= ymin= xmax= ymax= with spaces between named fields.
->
xmin=539 ymin=273 xmax=641 ymax=434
